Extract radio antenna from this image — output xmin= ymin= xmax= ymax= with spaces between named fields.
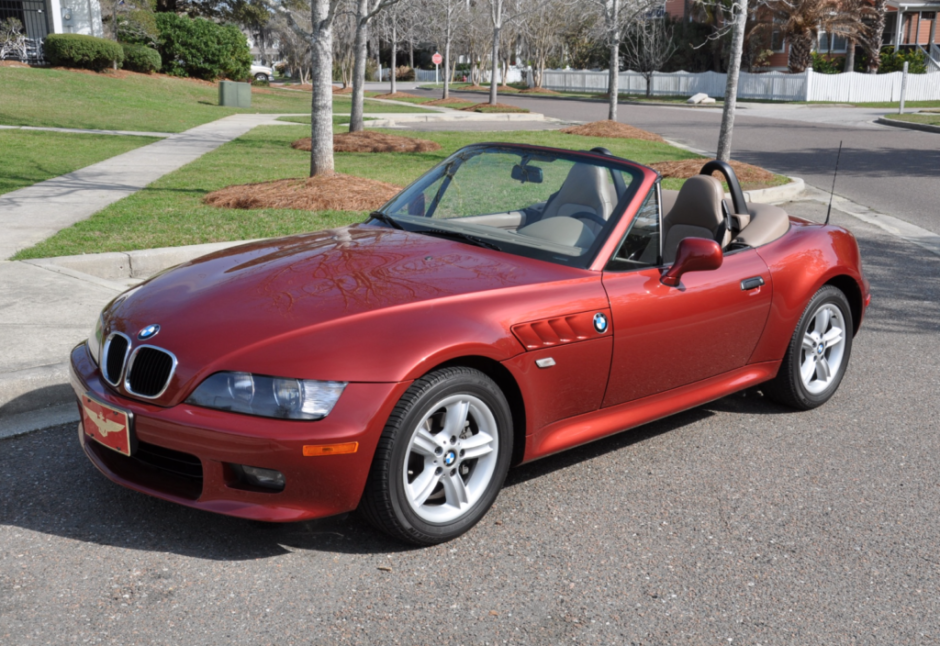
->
xmin=825 ymin=141 xmax=843 ymax=226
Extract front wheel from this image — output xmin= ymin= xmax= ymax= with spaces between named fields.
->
xmin=254 ymin=73 xmax=268 ymax=82
xmin=765 ymin=285 xmax=853 ymax=410
xmin=360 ymin=367 xmax=513 ymax=545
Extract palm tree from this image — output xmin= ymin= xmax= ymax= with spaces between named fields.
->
xmin=769 ymin=0 xmax=865 ymax=73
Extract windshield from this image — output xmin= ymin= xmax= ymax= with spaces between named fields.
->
xmin=376 ymin=144 xmax=645 ymax=268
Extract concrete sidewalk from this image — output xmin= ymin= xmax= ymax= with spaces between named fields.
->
xmin=0 ymin=113 xmax=300 ymax=261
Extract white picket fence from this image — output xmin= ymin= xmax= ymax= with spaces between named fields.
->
xmin=537 ymin=68 xmax=940 ymax=103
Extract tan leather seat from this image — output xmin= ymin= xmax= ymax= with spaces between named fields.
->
xmin=662 ymin=175 xmax=727 ymax=263
xmin=542 ymin=163 xmax=615 ymax=233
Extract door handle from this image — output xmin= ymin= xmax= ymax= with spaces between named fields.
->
xmin=740 ymin=276 xmax=765 ymax=291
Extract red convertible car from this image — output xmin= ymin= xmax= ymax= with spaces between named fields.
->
xmin=70 ymin=143 xmax=870 ymax=544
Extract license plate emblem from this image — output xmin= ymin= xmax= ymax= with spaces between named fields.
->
xmin=81 ymin=394 xmax=132 ymax=456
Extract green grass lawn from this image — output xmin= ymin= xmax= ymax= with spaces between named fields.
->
xmin=883 ymin=112 xmax=940 ymax=125
xmin=0 ymin=67 xmax=317 ymax=133
xmin=12 ymin=125 xmax=769 ymax=259
xmin=0 ymin=129 xmax=159 ymax=196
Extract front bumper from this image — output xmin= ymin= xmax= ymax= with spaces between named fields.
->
xmin=70 ymin=343 xmax=411 ymax=522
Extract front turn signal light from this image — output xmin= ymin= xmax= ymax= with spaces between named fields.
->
xmin=303 ymin=442 xmax=358 ymax=457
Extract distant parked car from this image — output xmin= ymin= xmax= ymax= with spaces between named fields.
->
xmin=250 ymin=63 xmax=272 ymax=81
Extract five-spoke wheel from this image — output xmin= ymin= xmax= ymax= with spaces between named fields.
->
xmin=766 ymin=285 xmax=854 ymax=410
xmin=360 ymin=367 xmax=512 ymax=545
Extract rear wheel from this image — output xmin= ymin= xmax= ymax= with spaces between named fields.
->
xmin=360 ymin=367 xmax=512 ymax=545
xmin=765 ymin=285 xmax=853 ymax=410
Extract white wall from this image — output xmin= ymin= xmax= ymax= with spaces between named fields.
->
xmin=56 ymin=0 xmax=104 ymax=37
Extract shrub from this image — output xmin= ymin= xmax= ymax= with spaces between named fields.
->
xmin=395 ymin=65 xmax=415 ymax=81
xmin=854 ymin=47 xmax=928 ymax=74
xmin=156 ymin=13 xmax=250 ymax=80
xmin=121 ymin=43 xmax=161 ymax=73
xmin=44 ymin=34 xmax=124 ymax=71
xmin=811 ymin=52 xmax=844 ymax=74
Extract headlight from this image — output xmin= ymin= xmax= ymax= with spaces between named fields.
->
xmin=87 ymin=315 xmax=104 ymax=365
xmin=185 ymin=372 xmax=347 ymax=420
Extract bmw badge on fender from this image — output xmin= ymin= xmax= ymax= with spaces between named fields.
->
xmin=71 ymin=143 xmax=870 ymax=545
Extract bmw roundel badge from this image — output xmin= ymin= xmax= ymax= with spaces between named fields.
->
xmin=444 ymin=451 xmax=456 ymax=466
xmin=138 ymin=324 xmax=160 ymax=340
xmin=593 ymin=313 xmax=608 ymax=333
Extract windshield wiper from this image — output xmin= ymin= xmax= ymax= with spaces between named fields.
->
xmin=412 ymin=228 xmax=502 ymax=252
xmin=368 ymin=211 xmax=404 ymax=230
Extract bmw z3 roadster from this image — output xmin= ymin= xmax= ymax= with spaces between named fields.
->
xmin=71 ymin=143 xmax=870 ymax=544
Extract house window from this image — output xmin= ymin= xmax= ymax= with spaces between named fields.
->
xmin=771 ymin=22 xmax=786 ymax=53
xmin=818 ymin=31 xmax=848 ymax=53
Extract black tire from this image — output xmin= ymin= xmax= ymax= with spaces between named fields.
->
xmin=360 ymin=367 xmax=513 ymax=545
xmin=765 ymin=285 xmax=854 ymax=410
xmin=254 ymin=73 xmax=268 ymax=81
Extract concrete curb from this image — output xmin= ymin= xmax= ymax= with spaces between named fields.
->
xmin=415 ymin=86 xmax=732 ymax=109
xmin=875 ymin=117 xmax=940 ymax=134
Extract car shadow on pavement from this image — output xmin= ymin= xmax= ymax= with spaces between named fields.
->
xmin=0 ymin=394 xmax=785 ymax=559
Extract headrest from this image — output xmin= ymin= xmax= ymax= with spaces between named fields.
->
xmin=543 ymin=163 xmax=613 ymax=220
xmin=665 ymin=175 xmax=724 ymax=231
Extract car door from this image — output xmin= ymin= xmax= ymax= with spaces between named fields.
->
xmin=600 ymin=184 xmax=773 ymax=408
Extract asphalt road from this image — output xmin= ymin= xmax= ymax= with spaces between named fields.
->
xmin=418 ymin=89 xmax=940 ymax=236
xmin=2 ymin=203 xmax=939 ymax=644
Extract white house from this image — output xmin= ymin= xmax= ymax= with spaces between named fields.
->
xmin=1 ymin=0 xmax=104 ymax=43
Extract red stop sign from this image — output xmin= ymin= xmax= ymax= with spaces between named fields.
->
xmin=432 ymin=52 xmax=443 ymax=65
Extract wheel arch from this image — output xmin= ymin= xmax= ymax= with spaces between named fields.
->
xmin=824 ymin=274 xmax=863 ymax=336
xmin=433 ymin=355 xmax=528 ymax=467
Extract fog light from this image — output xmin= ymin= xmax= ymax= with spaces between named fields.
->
xmin=231 ymin=464 xmax=285 ymax=491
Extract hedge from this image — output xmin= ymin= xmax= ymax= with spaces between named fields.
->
xmin=122 ymin=43 xmax=161 ymax=73
xmin=156 ymin=13 xmax=250 ymax=81
xmin=44 ymin=34 xmax=123 ymax=71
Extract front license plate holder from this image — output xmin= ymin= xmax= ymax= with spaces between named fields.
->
xmin=81 ymin=393 xmax=135 ymax=457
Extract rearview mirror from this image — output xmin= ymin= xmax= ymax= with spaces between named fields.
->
xmin=511 ymin=164 xmax=543 ymax=184
xmin=660 ymin=238 xmax=723 ymax=287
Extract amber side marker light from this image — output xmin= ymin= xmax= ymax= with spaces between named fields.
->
xmin=303 ymin=442 xmax=358 ymax=457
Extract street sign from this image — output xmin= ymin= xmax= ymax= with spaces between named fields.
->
xmin=432 ymin=52 xmax=443 ymax=65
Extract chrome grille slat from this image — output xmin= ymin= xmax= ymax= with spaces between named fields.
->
xmin=124 ymin=345 xmax=177 ymax=399
xmin=102 ymin=332 xmax=131 ymax=386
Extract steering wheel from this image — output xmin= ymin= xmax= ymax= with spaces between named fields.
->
xmin=568 ymin=211 xmax=607 ymax=229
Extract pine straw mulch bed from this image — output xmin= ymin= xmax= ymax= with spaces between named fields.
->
xmin=519 ymin=87 xmax=560 ymax=95
xmin=291 ymin=130 xmax=441 ymax=153
xmin=650 ymin=159 xmax=776 ymax=185
xmin=424 ymin=97 xmax=473 ymax=106
xmin=333 ymin=85 xmax=353 ymax=94
xmin=203 ymin=172 xmax=401 ymax=212
xmin=460 ymin=102 xmax=529 ymax=113
xmin=560 ymin=120 xmax=664 ymax=143
xmin=48 ymin=67 xmax=218 ymax=86
xmin=370 ymin=92 xmax=423 ymax=100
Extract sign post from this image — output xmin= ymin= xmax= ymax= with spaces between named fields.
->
xmin=432 ymin=51 xmax=443 ymax=84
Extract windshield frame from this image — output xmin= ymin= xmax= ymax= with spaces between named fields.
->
xmin=371 ymin=143 xmax=658 ymax=270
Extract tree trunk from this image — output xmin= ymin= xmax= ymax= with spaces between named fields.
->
xmin=409 ymin=38 xmax=414 ymax=70
xmin=350 ymin=0 xmax=370 ymax=132
xmin=310 ymin=3 xmax=335 ymax=176
xmin=489 ymin=24 xmax=500 ymax=105
xmin=716 ymin=0 xmax=747 ymax=163
xmin=607 ymin=39 xmax=619 ymax=121
xmin=390 ymin=23 xmax=397 ymax=95
xmin=607 ymin=0 xmax=620 ymax=121
xmin=443 ymin=19 xmax=452 ymax=99
xmin=866 ymin=0 xmax=887 ymax=72
xmin=845 ymin=38 xmax=856 ymax=73
xmin=787 ymin=32 xmax=813 ymax=73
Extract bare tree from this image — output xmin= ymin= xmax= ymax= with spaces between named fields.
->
xmin=522 ymin=0 xmax=569 ymax=88
xmin=262 ymin=0 xmax=345 ymax=176
xmin=484 ymin=0 xmax=538 ymax=105
xmin=621 ymin=15 xmax=677 ymax=97
xmin=590 ymin=0 xmax=659 ymax=121
xmin=425 ymin=0 xmax=467 ymax=98
xmin=349 ymin=0 xmax=407 ymax=132
xmin=716 ymin=0 xmax=746 ymax=161
xmin=272 ymin=10 xmax=313 ymax=83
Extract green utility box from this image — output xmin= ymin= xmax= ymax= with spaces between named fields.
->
xmin=219 ymin=81 xmax=252 ymax=108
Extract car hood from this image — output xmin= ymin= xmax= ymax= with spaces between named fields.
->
xmin=104 ymin=225 xmax=596 ymax=393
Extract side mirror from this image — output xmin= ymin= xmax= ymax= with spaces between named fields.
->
xmin=511 ymin=164 xmax=543 ymax=184
xmin=661 ymin=238 xmax=723 ymax=287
